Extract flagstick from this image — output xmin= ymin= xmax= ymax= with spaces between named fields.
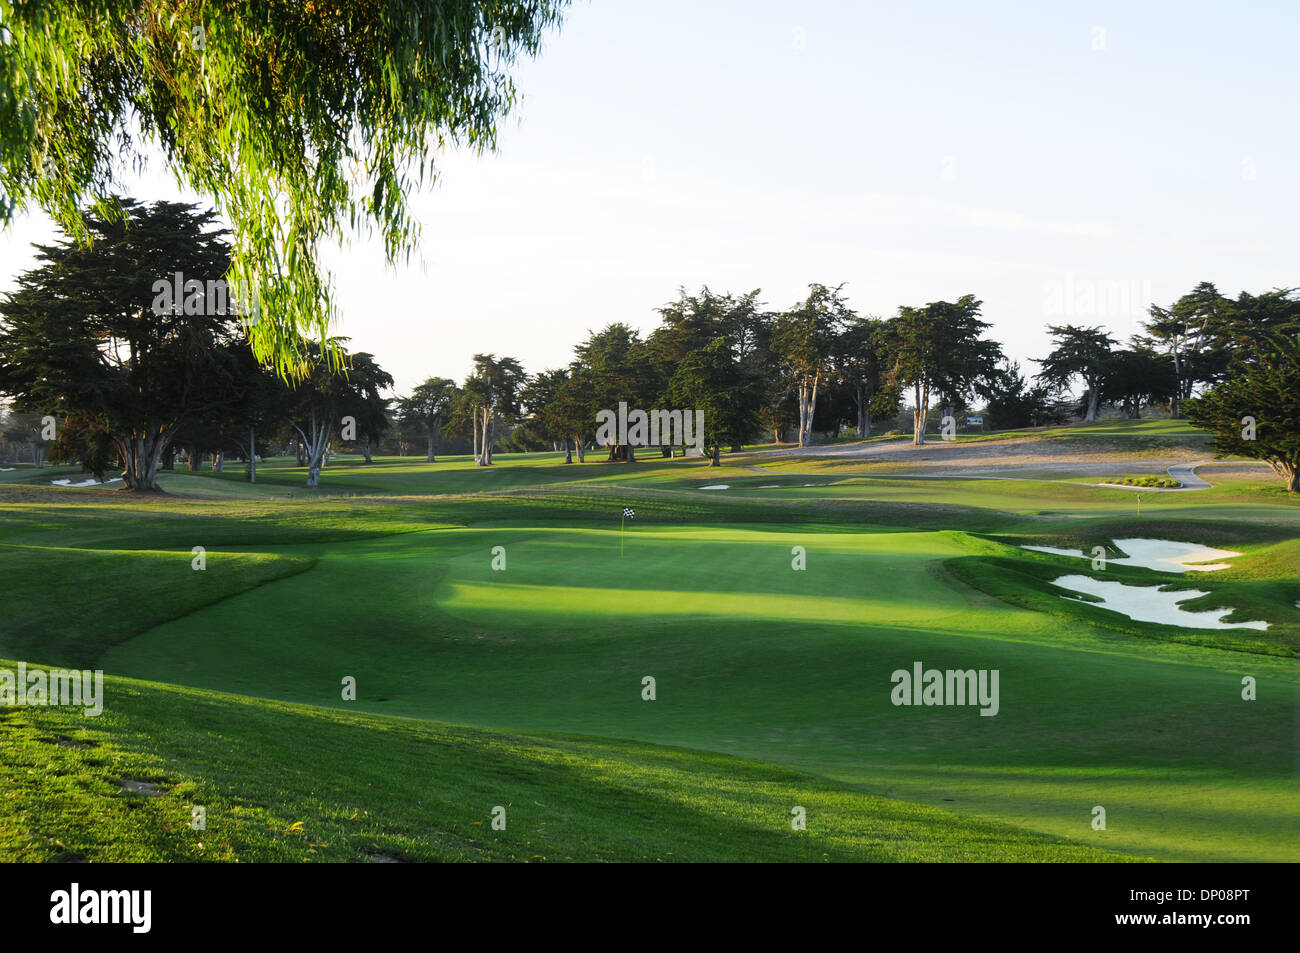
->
xmin=1137 ymin=493 xmax=1141 ymax=518
xmin=620 ymin=511 xmax=625 ymax=559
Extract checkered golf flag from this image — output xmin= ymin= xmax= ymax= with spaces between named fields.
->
xmin=623 ymin=507 xmax=636 ymax=519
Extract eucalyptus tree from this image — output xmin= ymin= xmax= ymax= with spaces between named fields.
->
xmin=463 ymin=354 xmax=525 ymax=466
xmin=835 ymin=316 xmax=892 ymax=438
xmin=344 ymin=352 xmax=396 ymax=463
xmin=773 ymin=284 xmax=851 ymax=447
xmin=281 ymin=340 xmax=393 ymax=486
xmin=883 ymin=295 xmax=1002 ymax=444
xmin=1 ymin=0 xmax=568 ymax=376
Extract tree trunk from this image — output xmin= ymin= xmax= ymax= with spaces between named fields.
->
xmin=426 ymin=431 xmax=435 ymax=463
xmin=912 ymin=382 xmax=930 ymax=446
xmin=188 ymin=445 xmax=201 ymax=471
xmin=1084 ymin=385 xmax=1100 ymax=423
xmin=710 ymin=445 xmax=721 ymax=466
xmin=480 ymin=408 xmax=493 ymax=466
xmin=116 ymin=429 xmax=168 ymax=491
xmin=1169 ymin=344 xmax=1183 ymax=418
xmin=573 ymin=434 xmax=585 ymax=463
xmin=475 ymin=407 xmax=493 ymax=466
xmin=211 ymin=450 xmax=224 ymax=471
xmin=248 ymin=428 xmax=257 ymax=484
xmin=293 ymin=410 xmax=330 ymax=487
xmin=1275 ymin=460 xmax=1300 ymax=493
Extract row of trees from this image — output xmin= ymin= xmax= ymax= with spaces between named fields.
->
xmin=428 ymin=287 xmax=1010 ymax=468
xmin=2 ymin=200 xmax=1296 ymax=490
xmin=1032 ymin=282 xmax=1297 ymax=424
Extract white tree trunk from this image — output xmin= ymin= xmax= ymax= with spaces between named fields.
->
xmin=912 ymin=382 xmax=930 ymax=446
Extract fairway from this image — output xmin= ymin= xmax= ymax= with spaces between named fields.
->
xmin=6 ymin=432 xmax=1295 ymax=863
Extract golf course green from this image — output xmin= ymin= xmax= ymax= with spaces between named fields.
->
xmin=2 ymin=421 xmax=1296 ymax=862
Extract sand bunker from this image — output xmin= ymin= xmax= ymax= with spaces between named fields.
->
xmin=1024 ymin=538 xmax=1243 ymax=573
xmin=1051 ymin=574 xmax=1268 ymax=630
xmin=698 ymin=484 xmax=730 ymax=490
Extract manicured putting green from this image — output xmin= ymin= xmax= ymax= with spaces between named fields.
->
xmin=100 ymin=522 xmax=1298 ymax=861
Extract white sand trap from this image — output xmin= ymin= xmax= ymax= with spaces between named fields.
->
xmin=0 ymin=467 xmax=15 ymax=471
xmin=1052 ymin=574 xmax=1268 ymax=630
xmin=51 ymin=477 xmax=122 ymax=488
xmin=1023 ymin=538 xmax=1243 ymax=573
xmin=758 ymin=484 xmax=780 ymax=488
xmin=698 ymin=484 xmax=730 ymax=490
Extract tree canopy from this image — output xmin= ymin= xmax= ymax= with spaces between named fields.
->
xmin=0 ymin=0 xmax=568 ymax=376
xmin=1184 ymin=290 xmax=1300 ymax=492
xmin=1035 ymin=325 xmax=1116 ymax=423
xmin=883 ymin=295 xmax=1001 ymax=445
xmin=0 ymin=198 xmax=251 ymax=489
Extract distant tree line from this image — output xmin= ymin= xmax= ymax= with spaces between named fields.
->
xmin=1 ymin=200 xmax=1296 ymax=490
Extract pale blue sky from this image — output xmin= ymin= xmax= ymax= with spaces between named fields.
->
xmin=2 ymin=0 xmax=1296 ymax=394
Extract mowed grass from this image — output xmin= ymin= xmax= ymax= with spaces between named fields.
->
xmin=2 ymin=423 xmax=1297 ymax=862
xmin=92 ymin=521 xmax=1299 ymax=862
xmin=0 ymin=665 xmax=1130 ymax=862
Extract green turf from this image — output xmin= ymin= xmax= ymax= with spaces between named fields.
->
xmin=0 ymin=665 xmax=1133 ymax=862
xmin=2 ymin=421 xmax=1297 ymax=862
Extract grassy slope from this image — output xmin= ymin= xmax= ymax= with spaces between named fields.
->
xmin=96 ymin=522 xmax=1300 ymax=862
xmin=0 ymin=667 xmax=1130 ymax=862
xmin=2 ymin=421 xmax=1297 ymax=862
